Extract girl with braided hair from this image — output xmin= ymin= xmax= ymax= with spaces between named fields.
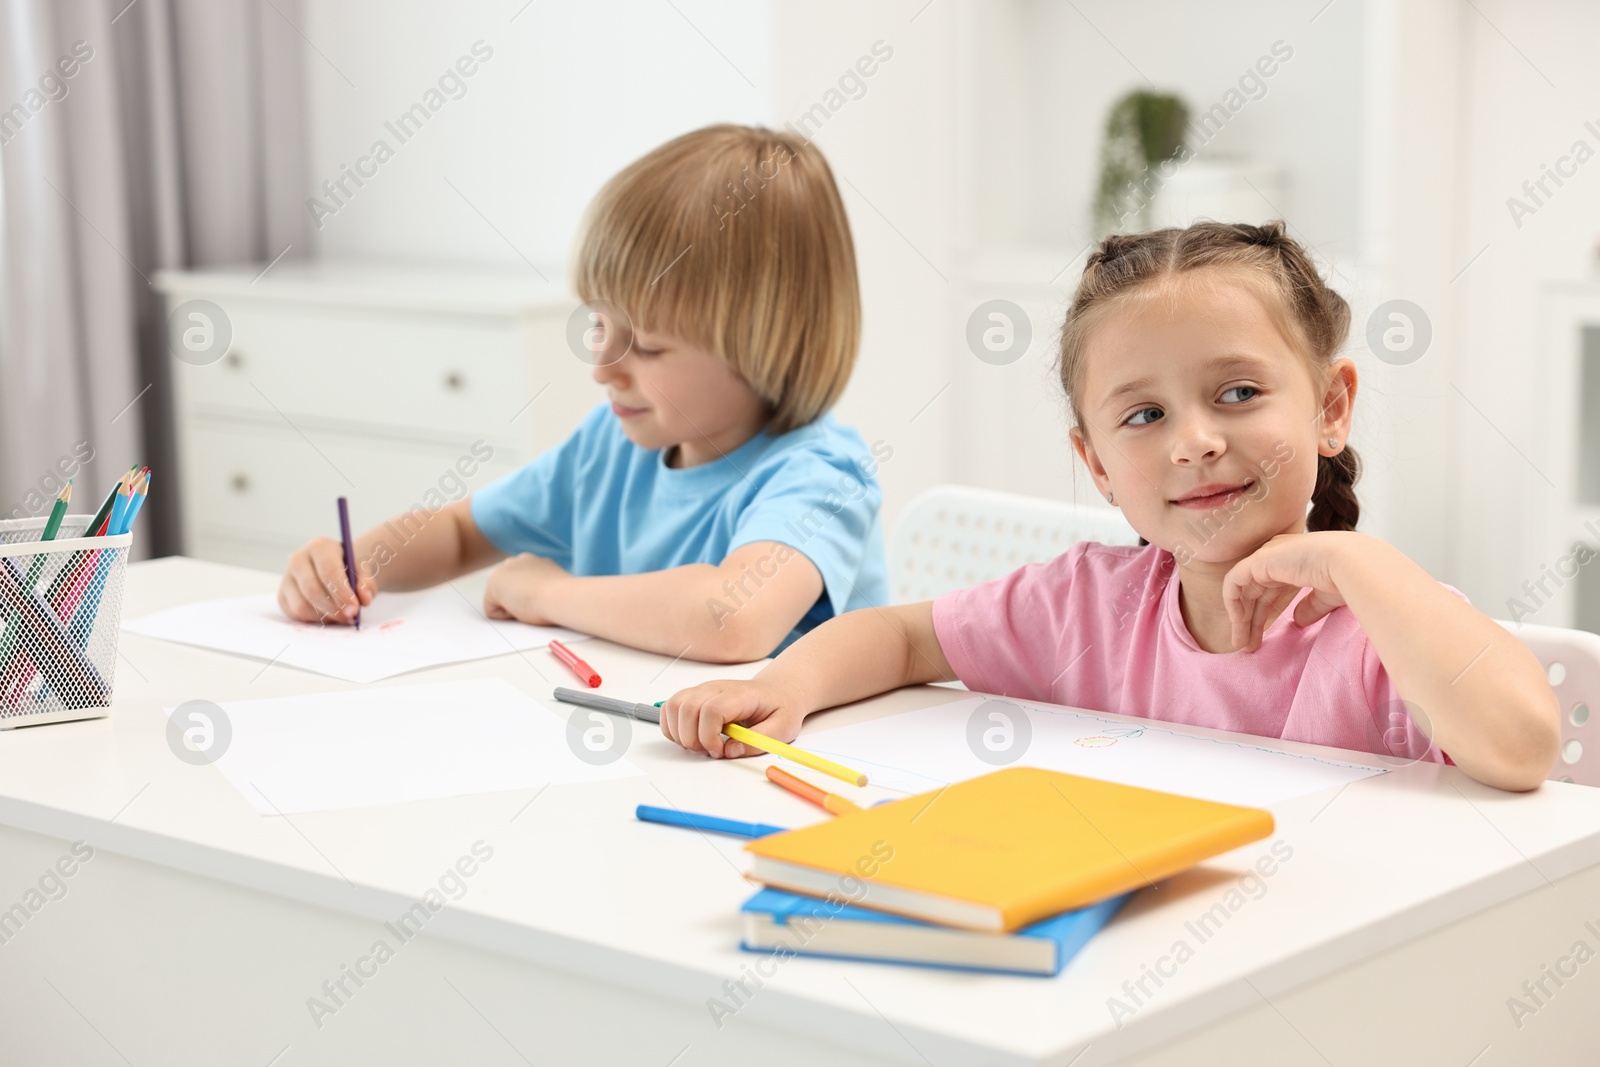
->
xmin=661 ymin=220 xmax=1560 ymax=792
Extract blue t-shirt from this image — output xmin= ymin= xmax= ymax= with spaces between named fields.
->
xmin=471 ymin=403 xmax=889 ymax=655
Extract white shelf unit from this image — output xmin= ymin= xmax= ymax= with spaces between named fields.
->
xmin=155 ymin=262 xmax=581 ymax=572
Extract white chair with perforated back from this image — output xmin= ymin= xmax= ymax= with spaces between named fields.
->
xmin=1495 ymin=619 xmax=1598 ymax=787
xmin=889 ymin=484 xmax=1142 ymax=604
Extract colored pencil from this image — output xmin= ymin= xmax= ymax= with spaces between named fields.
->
xmin=23 ymin=482 xmax=70 ymax=589
xmin=113 ymin=470 xmax=150 ymax=536
xmin=106 ymin=474 xmax=132 ymax=537
xmin=69 ymin=473 xmax=144 ymax=645
xmin=84 ymin=478 xmax=122 ymax=537
xmin=41 ymin=482 xmax=70 ymax=540
xmin=0 ymin=483 xmax=73 ymax=691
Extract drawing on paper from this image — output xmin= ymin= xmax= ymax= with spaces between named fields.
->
xmin=1075 ymin=726 xmax=1144 ymax=748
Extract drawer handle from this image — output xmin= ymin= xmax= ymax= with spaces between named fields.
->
xmin=224 ymin=351 xmax=245 ymax=370
xmin=443 ymin=370 xmax=465 ymax=392
xmin=230 ymin=474 xmax=250 ymax=493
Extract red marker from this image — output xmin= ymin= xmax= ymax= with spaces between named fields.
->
xmin=549 ymin=639 xmax=600 ymax=687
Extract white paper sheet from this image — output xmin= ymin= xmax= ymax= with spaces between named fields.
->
xmin=170 ymin=678 xmax=643 ymax=814
xmin=126 ymin=588 xmax=586 ymax=683
xmin=800 ymin=696 xmax=1388 ymax=808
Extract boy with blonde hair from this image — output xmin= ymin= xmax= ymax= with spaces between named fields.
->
xmin=279 ymin=125 xmax=888 ymax=663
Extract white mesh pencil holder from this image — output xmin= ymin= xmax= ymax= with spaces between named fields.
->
xmin=0 ymin=515 xmax=129 ymax=728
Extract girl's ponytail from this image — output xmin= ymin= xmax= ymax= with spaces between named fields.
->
xmin=1308 ymin=445 xmax=1361 ymax=533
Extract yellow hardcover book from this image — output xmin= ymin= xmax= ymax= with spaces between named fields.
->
xmin=744 ymin=766 xmax=1274 ymax=932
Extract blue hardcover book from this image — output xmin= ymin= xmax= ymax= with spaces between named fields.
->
xmin=740 ymin=888 xmax=1132 ymax=977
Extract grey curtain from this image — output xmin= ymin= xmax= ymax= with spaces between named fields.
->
xmin=0 ymin=0 xmax=309 ymax=557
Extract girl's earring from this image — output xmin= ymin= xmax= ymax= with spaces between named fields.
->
xmin=1106 ymin=491 xmax=1115 ymax=504
xmin=1328 ymin=437 xmax=1339 ymax=450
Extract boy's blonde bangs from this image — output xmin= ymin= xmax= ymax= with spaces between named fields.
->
xmin=571 ymin=125 xmax=860 ymax=434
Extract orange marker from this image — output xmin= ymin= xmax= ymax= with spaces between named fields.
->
xmin=548 ymin=639 xmax=600 ymax=687
xmin=765 ymin=765 xmax=864 ymax=817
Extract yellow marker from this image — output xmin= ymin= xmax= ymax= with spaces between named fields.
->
xmin=724 ymin=723 xmax=868 ymax=787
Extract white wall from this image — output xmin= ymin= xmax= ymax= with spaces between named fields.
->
xmin=770 ymin=0 xmax=957 ymax=532
xmin=1346 ymin=0 xmax=1465 ymax=580
xmin=301 ymin=0 xmax=776 ymax=270
xmin=1449 ymin=0 xmax=1600 ymax=616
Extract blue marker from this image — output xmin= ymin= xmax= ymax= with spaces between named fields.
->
xmin=635 ymin=804 xmax=787 ymax=839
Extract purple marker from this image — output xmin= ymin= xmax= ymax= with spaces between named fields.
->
xmin=337 ymin=496 xmax=360 ymax=630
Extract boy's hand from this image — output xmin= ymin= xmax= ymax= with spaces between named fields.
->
xmin=660 ymin=678 xmax=809 ymax=759
xmin=1224 ymin=531 xmax=1368 ymax=652
xmin=279 ymin=537 xmax=376 ymax=625
xmin=483 ymin=552 xmax=569 ymax=626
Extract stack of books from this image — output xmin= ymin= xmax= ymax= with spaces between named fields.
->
xmin=738 ymin=766 xmax=1274 ymax=976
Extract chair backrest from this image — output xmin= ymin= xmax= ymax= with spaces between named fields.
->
xmin=889 ymin=483 xmax=1142 ymax=603
xmin=1495 ymin=619 xmax=1598 ymax=787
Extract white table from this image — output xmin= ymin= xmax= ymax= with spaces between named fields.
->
xmin=2 ymin=558 xmax=1598 ymax=1066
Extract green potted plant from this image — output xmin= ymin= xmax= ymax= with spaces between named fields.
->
xmin=1093 ymin=90 xmax=1190 ymax=236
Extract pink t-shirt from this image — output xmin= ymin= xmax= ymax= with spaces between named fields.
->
xmin=931 ymin=542 xmax=1457 ymax=764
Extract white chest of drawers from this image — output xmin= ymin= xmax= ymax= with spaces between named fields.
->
xmin=154 ymin=262 xmax=583 ymax=572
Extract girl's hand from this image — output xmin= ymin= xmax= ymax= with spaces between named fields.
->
xmin=1223 ymin=531 xmax=1367 ymax=652
xmin=660 ymin=678 xmax=809 ymax=759
xmin=483 ymin=552 xmax=568 ymax=626
xmin=279 ymin=537 xmax=376 ymax=624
